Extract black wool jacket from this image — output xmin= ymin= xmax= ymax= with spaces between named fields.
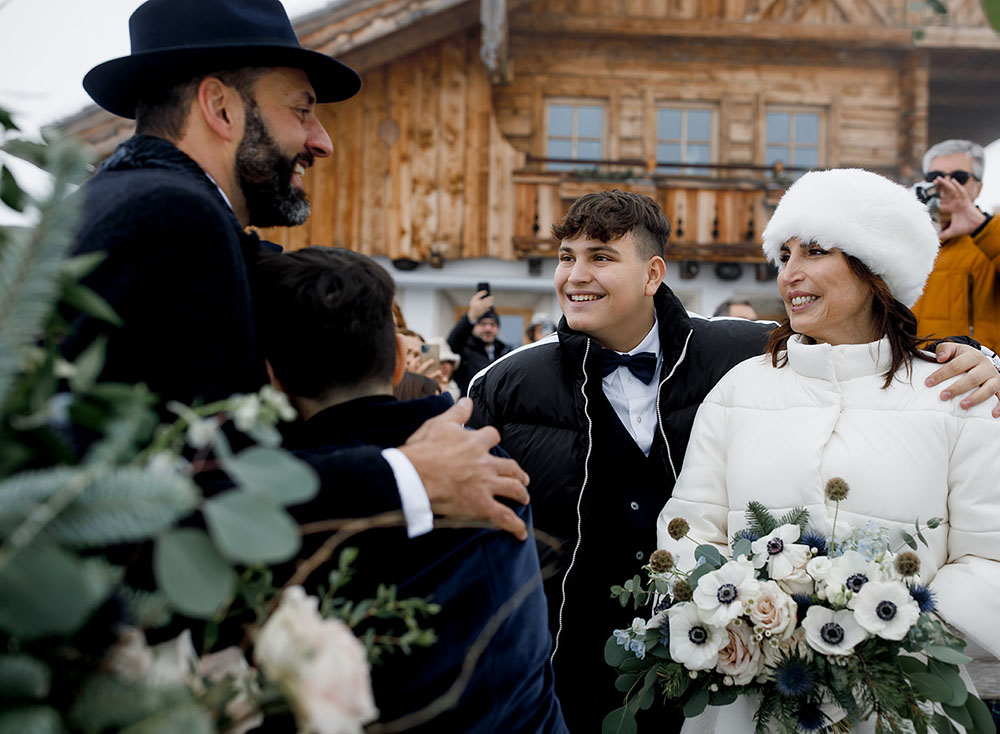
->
xmin=468 ymin=285 xmax=772 ymax=731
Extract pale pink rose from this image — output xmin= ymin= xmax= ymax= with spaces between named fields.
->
xmin=777 ymin=563 xmax=813 ymax=597
xmin=715 ymin=621 xmax=763 ymax=685
xmin=255 ymin=586 xmax=378 ymax=734
xmin=748 ymin=580 xmax=796 ymax=639
xmin=196 ymin=648 xmax=263 ymax=734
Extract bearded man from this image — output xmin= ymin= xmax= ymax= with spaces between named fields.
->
xmin=65 ymin=0 xmax=533 ymax=543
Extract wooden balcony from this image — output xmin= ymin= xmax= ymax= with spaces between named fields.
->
xmin=513 ymin=159 xmax=802 ymax=264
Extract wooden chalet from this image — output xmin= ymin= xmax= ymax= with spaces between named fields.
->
xmin=61 ymin=0 xmax=1000 ymax=275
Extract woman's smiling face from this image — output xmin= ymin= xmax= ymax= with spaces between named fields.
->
xmin=777 ymin=238 xmax=878 ymax=346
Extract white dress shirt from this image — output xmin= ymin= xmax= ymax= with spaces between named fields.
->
xmin=600 ymin=318 xmax=662 ymax=456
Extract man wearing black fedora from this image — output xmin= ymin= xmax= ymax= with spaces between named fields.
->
xmin=64 ymin=0 xmax=532 ymax=544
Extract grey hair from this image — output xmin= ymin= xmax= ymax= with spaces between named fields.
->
xmin=922 ymin=139 xmax=985 ymax=180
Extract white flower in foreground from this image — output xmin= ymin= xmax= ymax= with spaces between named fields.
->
xmin=256 ymin=587 xmax=378 ymax=734
xmin=801 ymin=606 xmax=867 ymax=656
xmin=751 ymin=525 xmax=811 ymax=580
xmin=748 ymin=580 xmax=796 ymax=639
xmin=146 ymin=629 xmax=198 ymax=689
xmin=260 ymin=384 xmax=298 ymax=421
xmin=806 ymin=555 xmax=834 ymax=599
xmin=668 ymin=603 xmax=728 ymax=671
xmin=196 ymin=647 xmax=264 ymax=734
xmin=715 ymin=621 xmax=763 ymax=685
xmin=186 ymin=417 xmax=219 ymax=449
xmin=233 ymin=394 xmax=261 ymax=432
xmin=824 ymin=550 xmax=883 ymax=608
xmin=851 ymin=581 xmax=920 ymax=641
xmin=693 ymin=557 xmax=760 ymax=626
xmin=777 ymin=563 xmax=814 ymax=597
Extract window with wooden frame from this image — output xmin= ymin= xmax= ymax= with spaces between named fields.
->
xmin=545 ymin=100 xmax=605 ymax=171
xmin=656 ymin=104 xmax=717 ymax=175
xmin=765 ymin=107 xmax=824 ymax=171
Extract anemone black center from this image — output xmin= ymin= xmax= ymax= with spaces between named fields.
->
xmin=716 ymin=583 xmax=738 ymax=604
xmin=820 ymin=622 xmax=845 ymax=645
xmin=767 ymin=538 xmax=784 ymax=555
xmin=846 ymin=573 xmax=868 ymax=593
xmin=689 ymin=626 xmax=708 ymax=645
xmin=876 ymin=600 xmax=897 ymax=621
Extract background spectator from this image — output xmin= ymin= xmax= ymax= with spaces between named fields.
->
xmin=447 ymin=290 xmax=511 ymax=394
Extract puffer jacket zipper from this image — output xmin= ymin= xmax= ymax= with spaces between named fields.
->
xmin=550 ymin=339 xmax=593 ymax=663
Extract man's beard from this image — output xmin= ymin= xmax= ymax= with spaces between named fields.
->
xmin=235 ymin=104 xmax=312 ymax=227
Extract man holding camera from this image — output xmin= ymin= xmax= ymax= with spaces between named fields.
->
xmin=447 ymin=288 xmax=512 ymax=394
xmin=912 ymin=139 xmax=1000 ymax=352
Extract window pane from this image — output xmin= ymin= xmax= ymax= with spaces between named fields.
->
xmin=548 ymin=105 xmax=573 ymax=137
xmin=687 ymin=144 xmax=711 ymax=164
xmin=795 ymin=114 xmax=819 ymax=144
xmin=657 ymin=143 xmax=681 ymax=166
xmin=766 ymin=145 xmax=790 ymax=166
xmin=658 ymin=108 xmax=682 ymax=140
xmin=687 ymin=110 xmax=712 ymax=141
xmin=766 ymin=113 xmax=790 ymax=144
xmin=547 ymin=138 xmax=572 ymax=160
xmin=577 ymin=106 xmax=603 ymax=138
xmin=794 ymin=147 xmax=818 ymax=168
xmin=577 ymin=140 xmax=602 ymax=161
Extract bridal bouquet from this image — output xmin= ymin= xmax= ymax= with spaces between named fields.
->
xmin=605 ymin=480 xmax=994 ymax=734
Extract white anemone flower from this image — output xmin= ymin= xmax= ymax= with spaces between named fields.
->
xmin=667 ymin=603 xmax=728 ymax=671
xmin=824 ymin=550 xmax=883 ymax=608
xmin=801 ymin=606 xmax=868 ymax=656
xmin=693 ymin=557 xmax=760 ymax=627
xmin=750 ymin=525 xmax=810 ymax=580
xmin=851 ymin=581 xmax=920 ymax=640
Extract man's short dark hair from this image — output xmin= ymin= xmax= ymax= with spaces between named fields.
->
xmin=135 ymin=67 xmax=267 ymax=140
xmin=255 ymin=247 xmax=397 ymax=400
xmin=713 ymin=299 xmax=754 ymax=318
xmin=552 ymin=189 xmax=671 ymax=260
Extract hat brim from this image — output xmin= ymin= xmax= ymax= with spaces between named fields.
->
xmin=83 ymin=44 xmax=361 ymax=119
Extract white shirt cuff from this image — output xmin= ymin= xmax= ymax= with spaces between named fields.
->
xmin=381 ymin=448 xmax=433 ymax=538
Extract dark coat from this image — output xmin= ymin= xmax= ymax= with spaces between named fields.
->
xmin=285 ymin=394 xmax=568 ymax=734
xmin=446 ymin=315 xmax=511 ymax=395
xmin=468 ymin=285 xmax=772 ymax=731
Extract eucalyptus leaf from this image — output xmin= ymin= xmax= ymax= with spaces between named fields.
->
xmin=927 ymin=659 xmax=969 ymax=708
xmin=614 ymin=672 xmax=641 ymax=692
xmin=202 ymin=490 xmax=300 ymax=564
xmin=900 ymin=531 xmax=917 ymax=551
xmin=732 ymin=538 xmax=752 ymax=559
xmin=153 ymin=528 xmax=236 ymax=618
xmin=941 ymin=701 xmax=974 ymax=730
xmin=60 ymin=283 xmax=122 ymax=327
xmin=0 ymin=706 xmax=65 ymax=734
xmin=924 ymin=645 xmax=972 ymax=665
xmin=682 ymin=685 xmax=710 ymax=717
xmin=896 ymin=655 xmax=927 ymax=675
xmin=635 ymin=668 xmax=658 ymax=710
xmin=601 ymin=706 xmax=637 ymax=734
xmin=694 ymin=544 xmax=723 ymax=568
xmin=119 ymin=702 xmax=214 ymax=734
xmin=605 ymin=635 xmax=630 ymax=666
xmin=964 ymin=693 xmax=996 ymax=734
xmin=0 ymin=654 xmax=50 ymax=699
xmin=220 ymin=446 xmax=319 ymax=506
xmin=908 ymin=671 xmax=949 ymax=702
xmin=687 ymin=562 xmax=714 ymax=589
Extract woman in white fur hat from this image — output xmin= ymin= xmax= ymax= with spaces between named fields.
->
xmin=655 ymin=169 xmax=1000 ymax=732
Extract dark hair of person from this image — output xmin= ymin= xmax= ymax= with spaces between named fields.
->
xmin=135 ymin=67 xmax=267 ymax=140
xmin=765 ymin=252 xmax=936 ymax=388
xmin=254 ymin=247 xmax=398 ymax=400
xmin=393 ymin=371 xmax=440 ymax=401
xmin=713 ymin=299 xmax=754 ymax=318
xmin=552 ymin=189 xmax=670 ymax=260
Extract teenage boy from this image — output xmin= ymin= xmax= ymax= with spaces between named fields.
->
xmin=254 ymin=247 xmax=568 ymax=734
xmin=467 ymin=189 xmax=1000 ymax=731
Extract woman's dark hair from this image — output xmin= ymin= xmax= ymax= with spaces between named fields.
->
xmin=765 ymin=253 xmax=936 ymax=388
xmin=393 ymin=371 xmax=440 ymax=401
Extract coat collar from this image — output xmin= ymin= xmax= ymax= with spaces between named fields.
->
xmin=785 ymin=335 xmax=893 ymax=382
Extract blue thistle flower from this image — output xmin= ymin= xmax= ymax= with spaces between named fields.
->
xmin=800 ymin=530 xmax=827 ymax=555
xmin=653 ymin=600 xmax=670 ymax=614
xmin=774 ymin=658 xmax=815 ymax=699
xmin=908 ymin=583 xmax=937 ymax=613
xmin=792 ymin=593 xmax=814 ymax=624
xmin=733 ymin=528 xmax=760 ymax=543
xmin=796 ymin=701 xmax=826 ymax=731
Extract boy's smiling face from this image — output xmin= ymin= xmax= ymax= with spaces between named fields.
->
xmin=554 ymin=231 xmax=665 ymax=353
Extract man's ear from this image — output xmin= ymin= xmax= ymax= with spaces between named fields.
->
xmin=196 ymin=76 xmax=244 ymax=143
xmin=392 ymin=333 xmax=407 ymax=387
xmin=265 ymin=359 xmax=286 ymax=393
xmin=644 ymin=255 xmax=667 ymax=296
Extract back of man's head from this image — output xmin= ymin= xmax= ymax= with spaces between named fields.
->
xmin=255 ymin=247 xmax=397 ymax=400
xmin=552 ymin=189 xmax=671 ymax=260
xmin=923 ymin=139 xmax=986 ymax=180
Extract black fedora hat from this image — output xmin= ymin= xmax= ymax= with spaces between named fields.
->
xmin=83 ymin=0 xmax=361 ymax=119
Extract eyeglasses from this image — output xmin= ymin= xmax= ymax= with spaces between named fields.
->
xmin=924 ymin=170 xmax=977 ymax=185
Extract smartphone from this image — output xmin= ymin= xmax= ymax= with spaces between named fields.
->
xmin=476 ymin=281 xmax=491 ymax=297
xmin=420 ymin=342 xmax=441 ymax=375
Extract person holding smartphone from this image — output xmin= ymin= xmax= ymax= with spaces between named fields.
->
xmin=447 ymin=284 xmax=511 ymax=395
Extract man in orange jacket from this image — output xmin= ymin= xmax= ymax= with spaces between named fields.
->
xmin=912 ymin=139 xmax=1000 ymax=351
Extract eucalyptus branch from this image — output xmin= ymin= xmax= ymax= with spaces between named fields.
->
xmin=132 ymin=398 xmax=233 ymax=464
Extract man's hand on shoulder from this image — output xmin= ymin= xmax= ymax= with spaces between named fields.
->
xmin=400 ymin=397 xmax=531 ymax=540
xmin=927 ymin=342 xmax=1000 ymax=418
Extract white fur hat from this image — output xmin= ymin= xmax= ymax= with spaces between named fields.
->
xmin=761 ymin=169 xmax=939 ymax=307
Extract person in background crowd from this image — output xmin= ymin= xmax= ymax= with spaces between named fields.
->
xmin=427 ymin=336 xmax=462 ymax=401
xmin=255 ymin=247 xmax=569 ymax=734
xmin=911 ymin=139 xmax=1000 ymax=352
xmin=712 ymin=298 xmax=758 ymax=320
xmin=66 ymin=0 xmax=532 ymax=541
xmin=447 ymin=290 xmax=511 ymax=394
xmin=394 ymin=371 xmax=441 ymax=401
xmin=525 ymin=312 xmax=557 ymax=343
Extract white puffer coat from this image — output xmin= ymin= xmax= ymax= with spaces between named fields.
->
xmin=657 ymin=335 xmax=1000 ymax=661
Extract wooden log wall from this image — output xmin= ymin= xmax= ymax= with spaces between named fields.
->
xmin=257 ymin=29 xmax=525 ymax=259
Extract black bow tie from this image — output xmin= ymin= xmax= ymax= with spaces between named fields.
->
xmin=599 ymin=349 xmax=658 ymax=384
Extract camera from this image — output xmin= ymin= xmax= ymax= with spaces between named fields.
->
xmin=912 ymin=181 xmax=938 ymax=205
